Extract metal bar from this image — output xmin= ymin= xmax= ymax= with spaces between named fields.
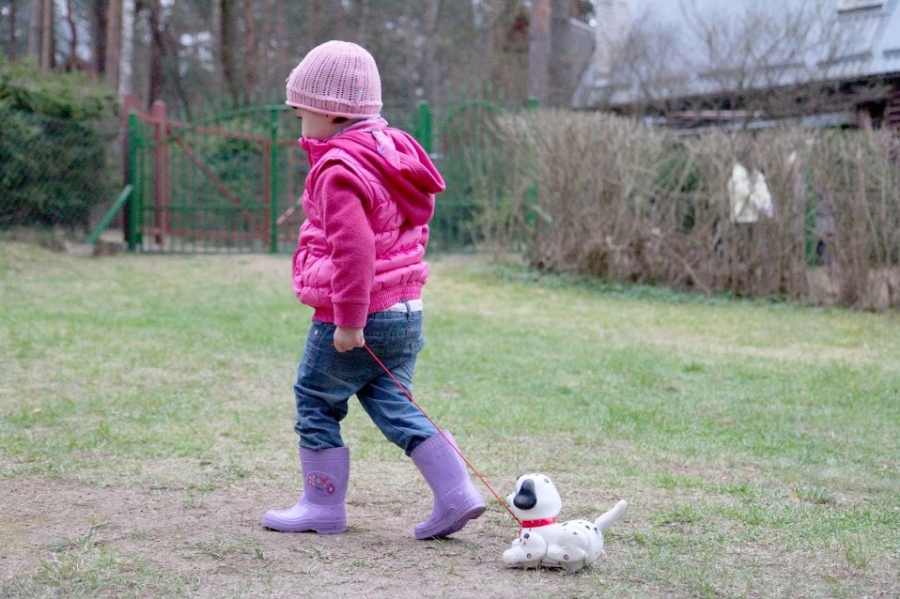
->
xmin=268 ymin=106 xmax=279 ymax=253
xmin=127 ymin=112 xmax=140 ymax=251
xmin=416 ymin=101 xmax=433 ymax=154
xmin=87 ymin=185 xmax=133 ymax=245
xmin=152 ymin=101 xmax=168 ymax=245
xmin=170 ymin=135 xmax=265 ymax=238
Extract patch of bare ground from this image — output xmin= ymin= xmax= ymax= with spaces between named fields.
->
xmin=1 ymin=464 xmax=621 ymax=599
xmin=3 ymin=457 xmax=896 ymax=599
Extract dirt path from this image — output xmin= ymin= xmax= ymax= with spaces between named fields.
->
xmin=1 ymin=469 xmax=610 ymax=599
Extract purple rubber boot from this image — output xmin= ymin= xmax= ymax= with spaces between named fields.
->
xmin=411 ymin=431 xmax=486 ymax=539
xmin=261 ymin=446 xmax=349 ymax=534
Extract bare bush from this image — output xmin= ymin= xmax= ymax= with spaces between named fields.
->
xmin=807 ymin=130 xmax=900 ymax=308
xmin=482 ymin=110 xmax=900 ymax=310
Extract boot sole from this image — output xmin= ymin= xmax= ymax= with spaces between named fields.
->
xmin=415 ymin=502 xmax=486 ymax=540
xmin=261 ymin=515 xmax=346 ymax=534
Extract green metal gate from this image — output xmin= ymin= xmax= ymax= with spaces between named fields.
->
xmin=123 ymin=91 xmax=514 ymax=254
xmin=125 ymin=100 xmax=305 ymax=253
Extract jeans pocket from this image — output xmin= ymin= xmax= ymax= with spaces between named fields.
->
xmin=325 ymin=344 xmax=374 ymax=381
xmin=301 ymin=321 xmax=337 ymax=374
xmin=368 ymin=314 xmax=423 ymax=362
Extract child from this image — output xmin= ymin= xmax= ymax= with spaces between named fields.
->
xmin=262 ymin=40 xmax=485 ymax=539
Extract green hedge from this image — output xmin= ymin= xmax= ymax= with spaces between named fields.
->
xmin=0 ymin=58 xmax=119 ymax=229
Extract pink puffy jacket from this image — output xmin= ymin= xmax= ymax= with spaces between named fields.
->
xmin=292 ymin=118 xmax=445 ymax=328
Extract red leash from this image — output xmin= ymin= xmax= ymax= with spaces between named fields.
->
xmin=364 ymin=344 xmax=522 ymax=526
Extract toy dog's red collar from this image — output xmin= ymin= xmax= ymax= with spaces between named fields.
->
xmin=520 ymin=517 xmax=557 ymax=529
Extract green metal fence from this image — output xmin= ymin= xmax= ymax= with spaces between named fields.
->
xmin=122 ymin=90 xmax=515 ymax=254
xmin=426 ymin=91 xmax=514 ymax=252
xmin=124 ymin=99 xmax=302 ymax=253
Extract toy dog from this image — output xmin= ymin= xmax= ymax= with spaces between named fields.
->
xmin=502 ymin=473 xmax=627 ymax=572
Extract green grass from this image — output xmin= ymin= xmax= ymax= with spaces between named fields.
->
xmin=1 ymin=242 xmax=898 ymax=599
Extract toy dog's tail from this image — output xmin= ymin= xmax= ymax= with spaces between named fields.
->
xmin=595 ymin=500 xmax=628 ymax=531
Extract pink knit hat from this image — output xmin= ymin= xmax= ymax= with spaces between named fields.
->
xmin=285 ymin=41 xmax=382 ymax=118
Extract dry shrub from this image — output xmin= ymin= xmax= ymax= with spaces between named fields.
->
xmin=805 ymin=130 xmax=900 ymax=308
xmin=481 ymin=110 xmax=673 ymax=281
xmin=482 ymin=110 xmax=900 ymax=310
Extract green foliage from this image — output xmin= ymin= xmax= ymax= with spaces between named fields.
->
xmin=0 ymin=58 xmax=119 ymax=229
xmin=206 ymin=136 xmax=263 ymax=186
xmin=0 ymin=57 xmax=117 ymax=119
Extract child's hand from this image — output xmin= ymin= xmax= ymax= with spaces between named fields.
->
xmin=333 ymin=326 xmax=365 ymax=352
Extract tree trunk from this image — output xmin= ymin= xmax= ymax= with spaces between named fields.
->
xmin=275 ymin=0 xmax=286 ymax=87
xmin=548 ymin=0 xmax=572 ymax=107
xmin=40 ymin=0 xmax=53 ymax=72
xmin=403 ymin=0 xmax=416 ymax=108
xmin=147 ymin=0 xmax=164 ymax=106
xmin=242 ymin=0 xmax=257 ymax=93
xmin=219 ymin=0 xmax=240 ymax=104
xmin=528 ymin=0 xmax=551 ymax=103
xmin=64 ymin=0 xmax=78 ymax=70
xmin=27 ymin=0 xmax=42 ymax=60
xmin=309 ymin=0 xmax=322 ymax=46
xmin=6 ymin=0 xmax=17 ymax=61
xmin=334 ymin=0 xmax=345 ymax=39
xmin=92 ymin=0 xmax=108 ymax=77
xmin=212 ymin=0 xmax=223 ymax=95
xmin=356 ymin=0 xmax=370 ymax=45
xmin=421 ymin=0 xmax=441 ymax=106
xmin=119 ymin=0 xmax=135 ymax=96
xmin=105 ymin=0 xmax=122 ymax=90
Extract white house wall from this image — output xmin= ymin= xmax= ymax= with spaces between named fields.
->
xmin=577 ymin=0 xmax=900 ymax=108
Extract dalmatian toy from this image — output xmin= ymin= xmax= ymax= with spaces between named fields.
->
xmin=502 ymin=473 xmax=627 ymax=572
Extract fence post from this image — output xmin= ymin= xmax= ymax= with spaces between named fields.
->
xmin=152 ymin=100 xmax=170 ymax=246
xmin=269 ymin=105 xmax=280 ymax=253
xmin=127 ymin=112 xmax=140 ymax=251
xmin=121 ymin=94 xmax=139 ymax=246
xmin=416 ymin=101 xmax=434 ymax=155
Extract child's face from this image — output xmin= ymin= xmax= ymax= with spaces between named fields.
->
xmin=292 ymin=107 xmax=345 ymax=140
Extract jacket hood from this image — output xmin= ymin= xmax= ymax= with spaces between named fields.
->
xmin=301 ymin=119 xmax=445 ymax=226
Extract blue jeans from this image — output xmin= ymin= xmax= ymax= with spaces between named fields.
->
xmin=293 ymin=305 xmax=438 ymax=455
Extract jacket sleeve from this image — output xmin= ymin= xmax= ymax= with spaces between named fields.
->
xmin=317 ymin=163 xmax=375 ymax=328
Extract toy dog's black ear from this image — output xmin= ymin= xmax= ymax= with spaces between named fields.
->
xmin=513 ymin=479 xmax=537 ymax=510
